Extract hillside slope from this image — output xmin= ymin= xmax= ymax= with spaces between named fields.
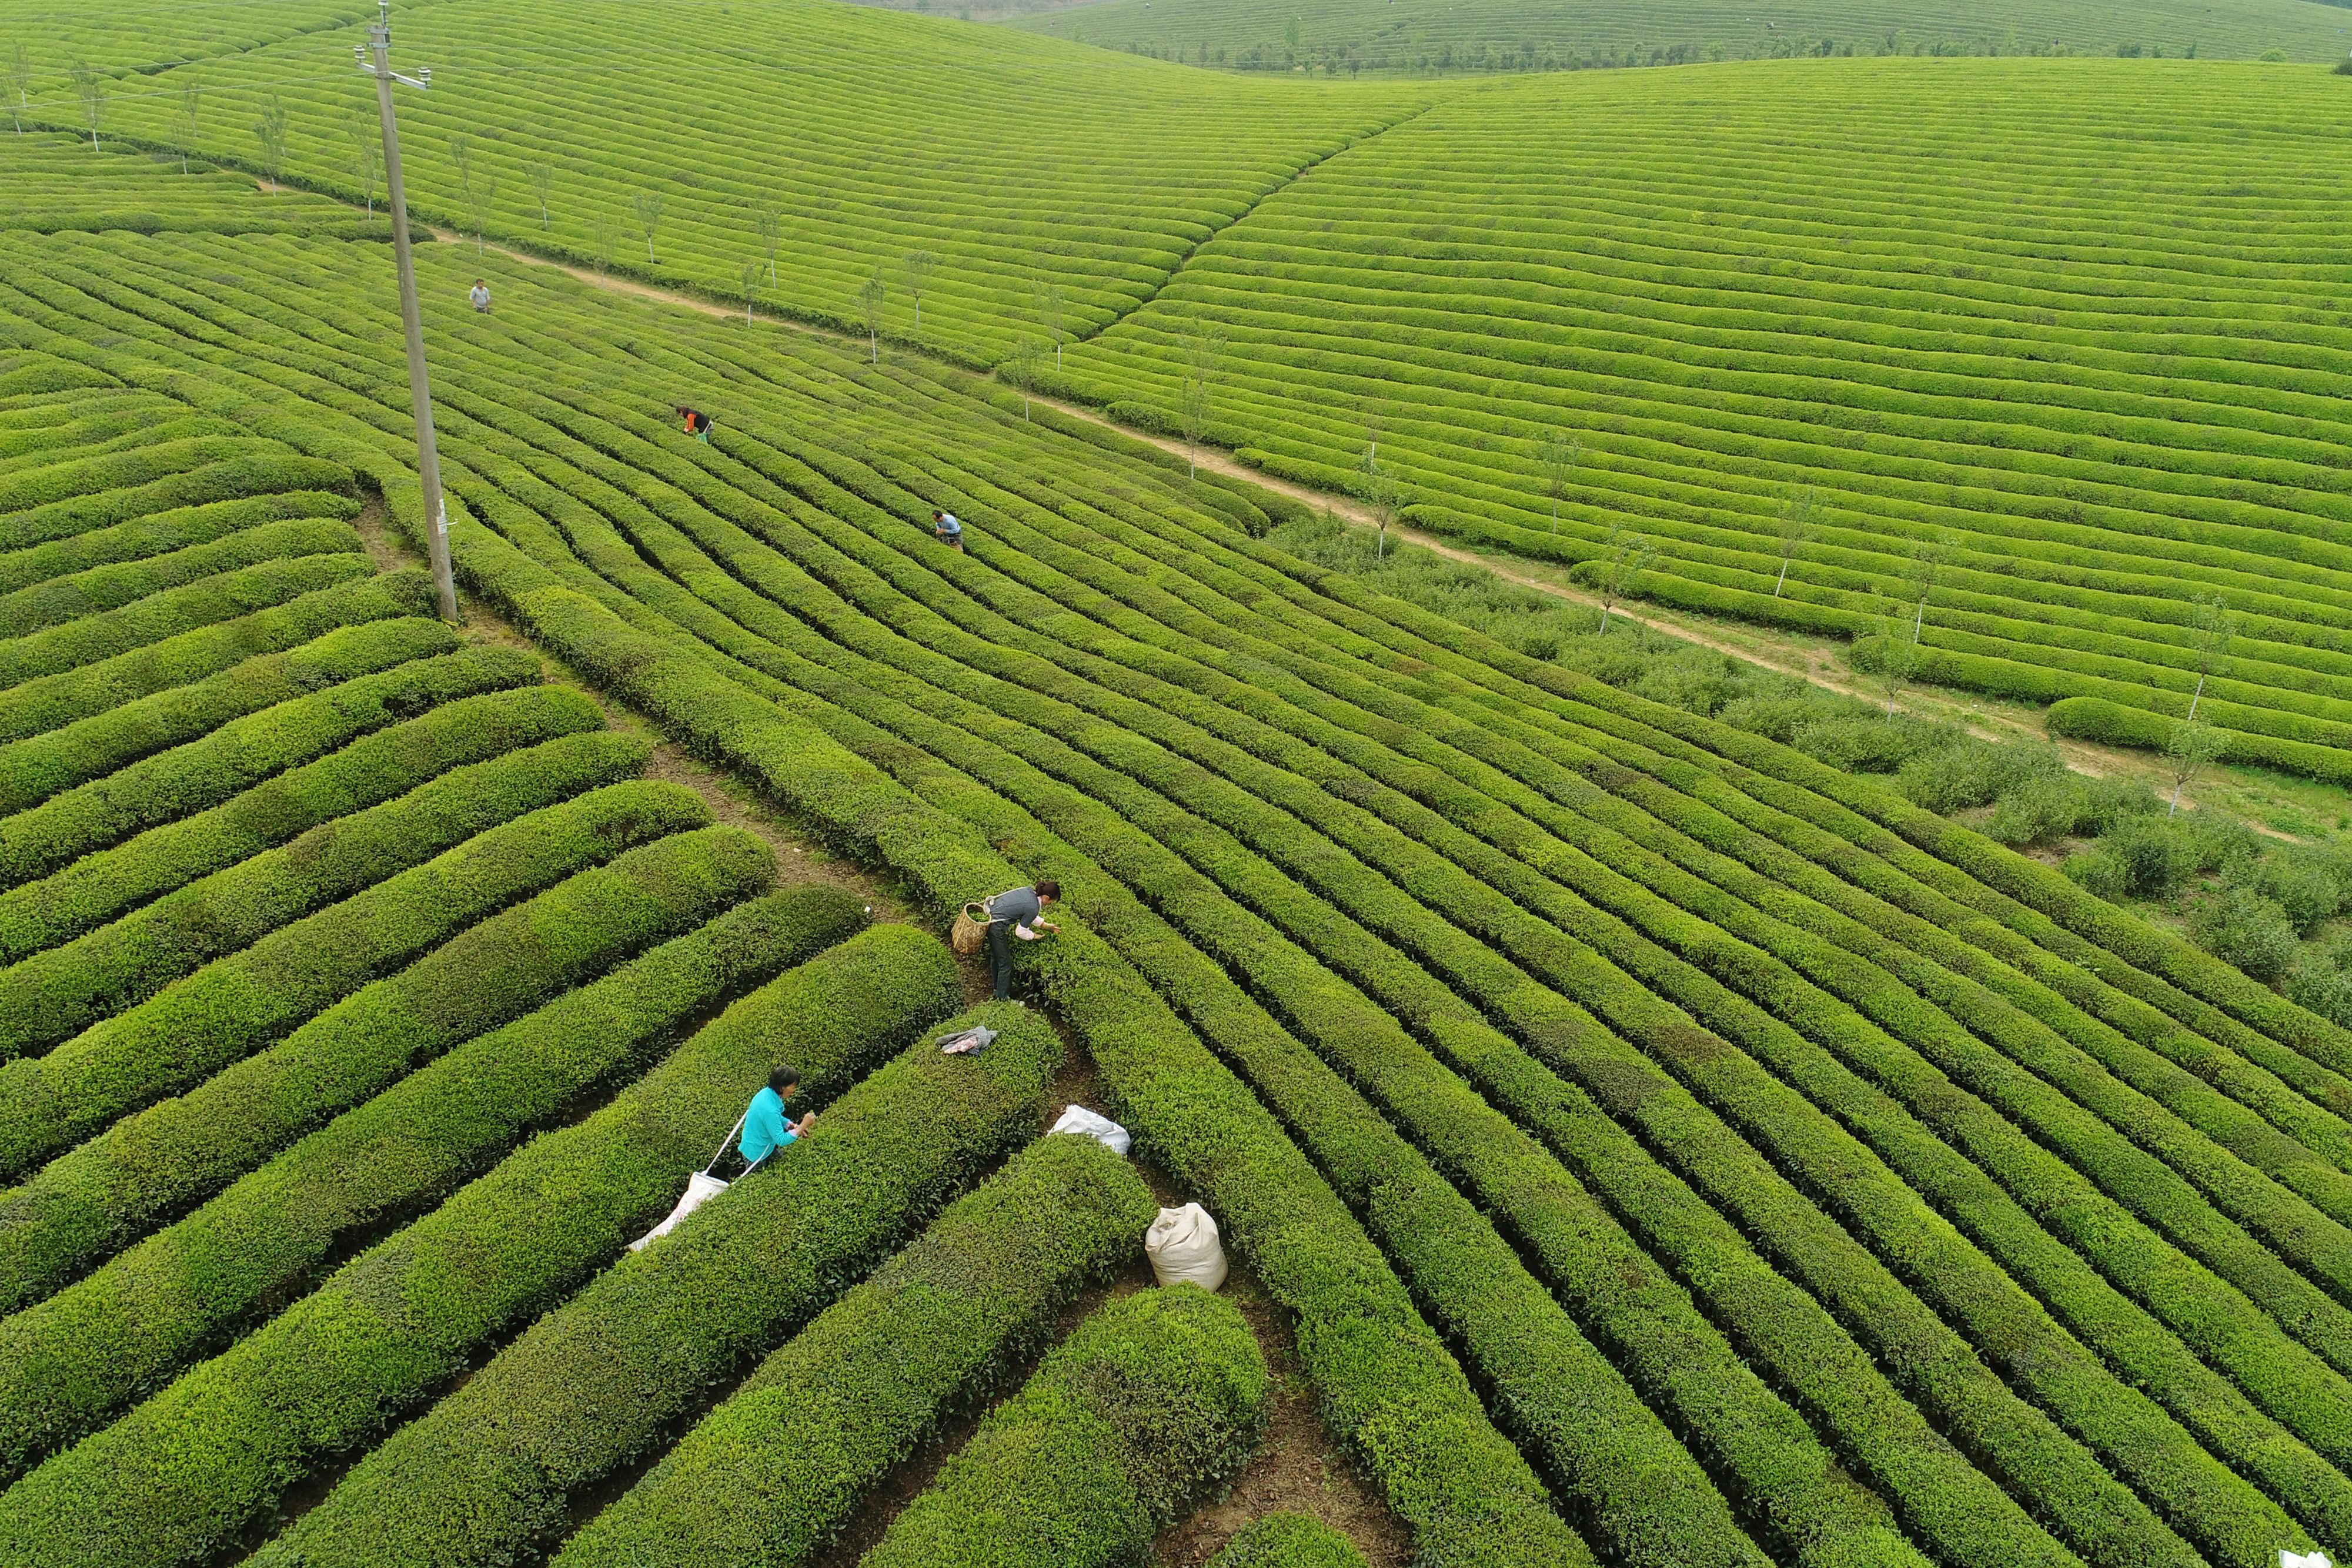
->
xmin=1011 ymin=0 xmax=2352 ymax=71
xmin=2 ymin=172 xmax=2350 ymax=1565
xmin=44 ymin=0 xmax=1417 ymax=361
xmin=1056 ymin=55 xmax=2352 ymax=781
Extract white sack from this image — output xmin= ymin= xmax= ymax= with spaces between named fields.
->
xmin=1048 ymin=1104 xmax=1132 ymax=1157
xmin=1145 ymin=1202 xmax=1228 ymax=1292
xmin=629 ymin=1172 xmax=730 ymax=1253
xmin=2281 ymin=1552 xmax=2333 ymax=1568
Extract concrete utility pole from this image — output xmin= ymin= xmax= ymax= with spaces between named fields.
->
xmin=355 ymin=1 xmax=459 ymax=621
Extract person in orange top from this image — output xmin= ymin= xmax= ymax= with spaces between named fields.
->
xmin=675 ymin=404 xmax=713 ymax=443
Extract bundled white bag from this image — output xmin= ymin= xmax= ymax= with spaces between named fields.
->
xmin=629 ymin=1172 xmax=730 ymax=1253
xmin=1048 ymin=1104 xmax=1132 ymax=1157
xmin=2281 ymin=1552 xmax=2333 ymax=1568
xmin=1145 ymin=1202 xmax=1227 ymax=1292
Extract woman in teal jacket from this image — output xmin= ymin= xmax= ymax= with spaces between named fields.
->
xmin=738 ymin=1066 xmax=810 ymax=1169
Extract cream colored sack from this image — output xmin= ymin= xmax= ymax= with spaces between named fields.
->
xmin=1145 ymin=1202 xmax=1227 ymax=1292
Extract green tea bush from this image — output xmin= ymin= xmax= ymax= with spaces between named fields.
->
xmin=0 ymin=646 xmax=547 ymax=888
xmin=0 ymin=567 xmax=432 ymax=745
xmin=0 ymin=774 xmax=704 ymax=1175
xmin=554 ymin=1133 xmax=1156 ymax=1568
xmin=0 ymin=885 xmax=866 ymax=1478
xmin=0 ymin=703 xmax=614 ymax=1063
xmin=251 ymin=999 xmax=1043 ymax=1568
xmin=0 ymin=612 xmax=452 ymax=801
xmin=0 ymin=490 xmax=355 ymax=597
xmin=1895 ymin=737 xmax=2066 ymax=814
xmin=2287 ymin=936 xmax=2352 ymax=1027
xmin=0 ymin=928 xmax=965 ymax=1568
xmin=1209 ymin=1514 xmax=1369 ymax=1568
xmin=0 ymin=517 xmax=360 ymax=638
xmin=2190 ymin=885 xmax=2301 ymax=984
xmin=0 ymin=821 xmax=779 ymax=1320
xmin=860 ymin=1286 xmax=1268 ymax=1568
xmin=2249 ymin=847 xmax=2352 ymax=938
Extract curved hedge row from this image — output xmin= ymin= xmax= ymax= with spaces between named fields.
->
xmin=861 ymin=1285 xmax=1269 ymax=1568
xmin=0 ymin=612 xmax=454 ymax=807
xmin=0 ymin=517 xmax=360 ymax=639
xmin=0 ymin=552 xmax=374 ymax=689
xmin=0 ymin=490 xmax=356 ymax=597
xmin=0 ymin=567 xmax=432 ymax=746
xmin=251 ymin=991 xmax=1026 ymax=1568
xmin=0 ymin=882 xmax=867 ymax=1479
xmin=1210 ymin=1515 xmax=1371 ymax=1568
xmin=0 ymin=771 xmax=701 ymax=1177
xmin=0 ymin=643 xmax=543 ymax=888
xmin=609 ymin=397 xmax=2213 ymax=1559
xmin=0 ymin=696 xmax=614 ymax=1065
xmin=554 ymin=1131 xmax=1155 ymax=1568
xmin=0 ymin=451 xmax=353 ymax=554
xmin=469 ymin=556 xmax=1586 ymax=1566
xmin=0 ymin=819 xmax=778 ymax=1319
xmin=0 ymin=924 xmax=962 ymax=1568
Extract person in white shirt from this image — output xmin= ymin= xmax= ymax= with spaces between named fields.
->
xmin=469 ymin=279 xmax=490 ymax=313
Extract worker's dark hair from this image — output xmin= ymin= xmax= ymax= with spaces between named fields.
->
xmin=1035 ymin=879 xmax=1061 ymax=901
xmin=769 ymin=1065 xmax=800 ymax=1094
xmin=931 ymin=509 xmax=944 ymax=520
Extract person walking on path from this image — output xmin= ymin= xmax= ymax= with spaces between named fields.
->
xmin=933 ymin=509 xmax=964 ymax=551
xmin=984 ymin=880 xmax=1059 ymax=1000
xmin=676 ymin=404 xmax=714 ymax=443
xmin=469 ymin=278 xmax=491 ymax=313
xmin=736 ymin=1065 xmax=810 ymax=1173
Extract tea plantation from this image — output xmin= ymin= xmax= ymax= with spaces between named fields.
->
xmin=4 ymin=12 xmax=2352 ymax=1568
xmin=1014 ymin=0 xmax=2352 ymax=71
xmin=1060 ymin=57 xmax=2352 ymax=786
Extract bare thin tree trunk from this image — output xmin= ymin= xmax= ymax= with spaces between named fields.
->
xmin=1775 ymin=556 xmax=1790 ymax=596
xmin=2170 ymin=780 xmax=2184 ymax=818
xmin=2187 ymin=672 xmax=2205 ymax=722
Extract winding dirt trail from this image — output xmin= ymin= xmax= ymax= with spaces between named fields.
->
xmin=423 ymin=220 xmax=2207 ymax=801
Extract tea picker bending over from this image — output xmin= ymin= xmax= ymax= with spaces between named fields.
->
xmin=984 ymin=880 xmax=1059 ymax=1001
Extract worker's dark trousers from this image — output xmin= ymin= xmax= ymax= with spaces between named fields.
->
xmin=988 ymin=919 xmax=1014 ymax=1000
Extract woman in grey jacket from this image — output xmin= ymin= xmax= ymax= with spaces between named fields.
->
xmin=984 ymin=880 xmax=1060 ymax=999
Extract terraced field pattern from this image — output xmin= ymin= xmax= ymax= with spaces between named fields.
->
xmin=1062 ymin=58 xmax=2352 ymax=785
xmin=3 ymin=10 xmax=2352 ymax=1568
xmin=1014 ymin=0 xmax=2352 ymax=70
